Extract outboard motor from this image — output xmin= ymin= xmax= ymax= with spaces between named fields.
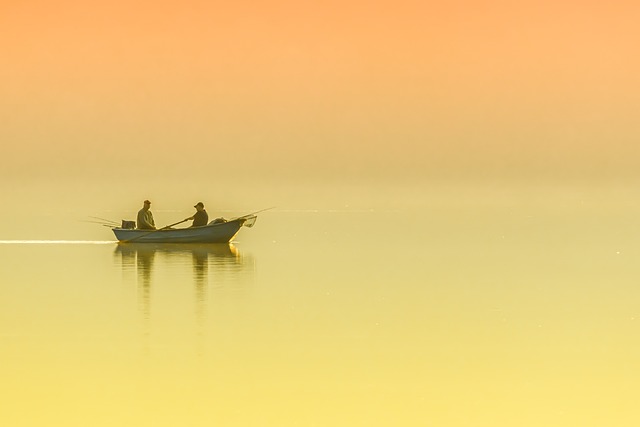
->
xmin=121 ymin=220 xmax=136 ymax=229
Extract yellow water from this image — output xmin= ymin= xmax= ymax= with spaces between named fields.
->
xmin=1 ymin=182 xmax=640 ymax=426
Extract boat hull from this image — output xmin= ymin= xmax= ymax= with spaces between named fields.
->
xmin=112 ymin=219 xmax=245 ymax=243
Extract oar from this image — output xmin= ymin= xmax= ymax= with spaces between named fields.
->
xmin=122 ymin=219 xmax=189 ymax=243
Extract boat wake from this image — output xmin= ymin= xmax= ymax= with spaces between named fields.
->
xmin=0 ymin=240 xmax=115 ymax=245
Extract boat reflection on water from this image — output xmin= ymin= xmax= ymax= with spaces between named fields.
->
xmin=114 ymin=243 xmax=254 ymax=329
xmin=115 ymin=242 xmax=249 ymax=277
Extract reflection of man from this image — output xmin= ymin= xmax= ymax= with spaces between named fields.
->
xmin=137 ymin=200 xmax=156 ymax=230
xmin=186 ymin=202 xmax=209 ymax=227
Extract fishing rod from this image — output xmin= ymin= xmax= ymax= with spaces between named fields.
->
xmin=89 ymin=216 xmax=120 ymax=225
xmin=231 ymin=207 xmax=276 ymax=220
xmin=81 ymin=219 xmax=120 ymax=227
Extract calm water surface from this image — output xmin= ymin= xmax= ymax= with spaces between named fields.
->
xmin=2 ymin=187 xmax=640 ymax=426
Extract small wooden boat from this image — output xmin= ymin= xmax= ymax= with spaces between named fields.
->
xmin=112 ymin=216 xmax=256 ymax=244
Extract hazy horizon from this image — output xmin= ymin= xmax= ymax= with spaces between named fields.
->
xmin=2 ymin=1 xmax=640 ymax=188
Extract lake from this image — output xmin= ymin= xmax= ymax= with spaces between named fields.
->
xmin=1 ymin=182 xmax=640 ymax=426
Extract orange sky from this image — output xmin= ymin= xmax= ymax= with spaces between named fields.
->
xmin=1 ymin=0 xmax=640 ymax=184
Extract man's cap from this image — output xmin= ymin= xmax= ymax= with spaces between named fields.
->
xmin=144 ymin=200 xmax=151 ymax=204
xmin=194 ymin=202 xmax=204 ymax=208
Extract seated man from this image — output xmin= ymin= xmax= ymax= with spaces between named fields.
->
xmin=186 ymin=202 xmax=209 ymax=227
xmin=136 ymin=200 xmax=156 ymax=230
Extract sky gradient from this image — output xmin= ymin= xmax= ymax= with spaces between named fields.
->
xmin=1 ymin=0 xmax=640 ymax=185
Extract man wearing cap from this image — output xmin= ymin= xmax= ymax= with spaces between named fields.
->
xmin=137 ymin=200 xmax=156 ymax=230
xmin=186 ymin=202 xmax=209 ymax=227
